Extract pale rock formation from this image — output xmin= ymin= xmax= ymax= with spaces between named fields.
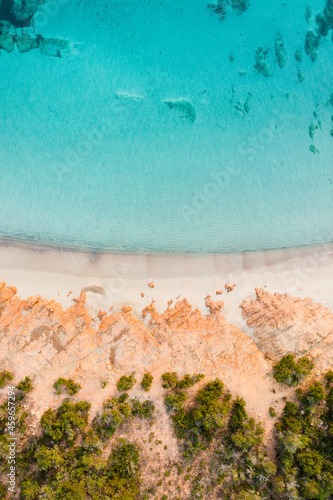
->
xmin=225 ymin=283 xmax=236 ymax=292
xmin=241 ymin=288 xmax=333 ymax=371
xmin=0 ymin=283 xmax=269 ymax=421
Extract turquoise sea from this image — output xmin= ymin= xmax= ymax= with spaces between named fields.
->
xmin=0 ymin=0 xmax=332 ymax=252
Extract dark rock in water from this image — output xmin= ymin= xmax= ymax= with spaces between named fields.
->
xmin=0 ymin=0 xmax=44 ymax=27
xmin=316 ymin=0 xmax=333 ymax=36
xmin=0 ymin=21 xmax=14 ymax=51
xmin=305 ymin=30 xmax=320 ymax=55
xmin=39 ymin=37 xmax=70 ymax=58
xmin=231 ymin=0 xmax=249 ymax=13
xmin=164 ymin=99 xmax=196 ymax=124
xmin=295 ymin=49 xmax=302 ymax=62
xmin=254 ymin=46 xmax=271 ymax=77
xmin=309 ymin=123 xmax=316 ymax=139
xmin=16 ymin=33 xmax=38 ymax=52
xmin=310 ymin=51 xmax=318 ymax=62
xmin=275 ymin=33 xmax=287 ymax=68
xmin=12 ymin=0 xmax=44 ymax=23
xmin=305 ymin=2 xmax=312 ymax=22
xmin=297 ymin=68 xmax=306 ymax=83
xmin=207 ymin=0 xmax=226 ymax=21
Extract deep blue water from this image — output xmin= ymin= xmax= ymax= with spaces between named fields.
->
xmin=0 ymin=0 xmax=332 ymax=252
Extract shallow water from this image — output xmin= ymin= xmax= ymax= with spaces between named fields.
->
xmin=0 ymin=0 xmax=332 ymax=252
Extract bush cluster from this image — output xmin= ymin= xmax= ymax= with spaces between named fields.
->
xmin=274 ymin=371 xmax=333 ymax=499
xmin=53 ymin=377 xmax=81 ymax=395
xmin=141 ymin=373 xmax=153 ymax=391
xmin=16 ymin=376 xmax=33 ymax=394
xmin=273 ymin=354 xmax=314 ymax=386
xmin=117 ymin=373 xmax=137 ymax=391
xmin=0 ymin=370 xmax=14 ymax=389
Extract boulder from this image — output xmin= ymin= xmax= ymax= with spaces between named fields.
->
xmin=275 ymin=34 xmax=287 ymax=69
xmin=0 ymin=33 xmax=14 ymax=52
xmin=39 ymin=37 xmax=70 ymax=57
xmin=15 ymin=34 xmax=38 ymax=52
xmin=231 ymin=0 xmax=249 ymax=13
xmin=305 ymin=30 xmax=320 ymax=55
xmin=11 ymin=0 xmax=45 ymax=23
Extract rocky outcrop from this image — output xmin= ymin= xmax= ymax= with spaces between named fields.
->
xmin=305 ymin=30 xmax=320 ymax=55
xmin=0 ymin=282 xmax=269 ymax=419
xmin=0 ymin=0 xmax=69 ymax=56
xmin=0 ymin=0 xmax=44 ymax=27
xmin=208 ymin=0 xmax=249 ymax=20
xmin=316 ymin=0 xmax=333 ymax=37
xmin=231 ymin=0 xmax=249 ymax=14
xmin=241 ymin=288 xmax=333 ymax=370
xmin=274 ymin=33 xmax=287 ymax=69
xmin=164 ymin=99 xmax=196 ymax=124
xmin=254 ymin=46 xmax=272 ymax=77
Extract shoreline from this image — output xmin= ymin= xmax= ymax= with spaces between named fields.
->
xmin=0 ymin=241 xmax=332 ymax=336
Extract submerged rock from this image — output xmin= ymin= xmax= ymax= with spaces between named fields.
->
xmin=254 ymin=46 xmax=271 ymax=77
xmin=316 ymin=0 xmax=333 ymax=37
xmin=305 ymin=2 xmax=312 ymax=22
xmin=309 ymin=122 xmax=317 ymax=139
xmin=295 ymin=49 xmax=302 ymax=62
xmin=231 ymin=0 xmax=249 ymax=14
xmin=164 ymin=99 xmax=196 ymax=124
xmin=274 ymin=33 xmax=287 ymax=69
xmin=39 ymin=37 xmax=70 ymax=57
xmin=297 ymin=68 xmax=306 ymax=83
xmin=207 ymin=0 xmax=226 ymax=21
xmin=0 ymin=31 xmax=14 ymax=51
xmin=305 ymin=30 xmax=320 ymax=55
xmin=15 ymin=33 xmax=38 ymax=52
xmin=11 ymin=0 xmax=44 ymax=24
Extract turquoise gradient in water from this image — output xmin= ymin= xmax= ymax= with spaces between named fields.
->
xmin=0 ymin=0 xmax=332 ymax=252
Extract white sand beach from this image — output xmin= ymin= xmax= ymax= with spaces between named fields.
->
xmin=0 ymin=241 xmax=332 ymax=335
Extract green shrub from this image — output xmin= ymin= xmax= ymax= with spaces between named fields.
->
xmin=131 ymin=398 xmax=155 ymax=419
xmin=269 ymin=407 xmax=277 ymax=417
xmin=117 ymin=373 xmax=136 ymax=391
xmin=165 ymin=391 xmax=188 ymax=411
xmin=162 ymin=372 xmax=178 ymax=389
xmin=171 ymin=379 xmax=231 ymax=450
xmin=0 ymin=370 xmax=14 ymax=388
xmin=274 ymin=370 xmax=333 ymax=500
xmin=16 ymin=376 xmax=33 ymax=394
xmin=141 ymin=373 xmax=153 ymax=391
xmin=324 ymin=370 xmax=333 ymax=387
xmin=41 ymin=400 xmax=90 ymax=443
xmin=228 ymin=397 xmax=247 ymax=433
xmin=93 ymin=396 xmax=132 ymax=439
xmin=301 ymin=382 xmax=326 ymax=408
xmin=53 ymin=377 xmax=81 ymax=395
xmin=0 ymin=482 xmax=7 ymax=499
xmin=177 ymin=373 xmax=204 ymax=389
xmin=108 ymin=441 xmax=140 ymax=479
xmin=273 ymin=354 xmax=314 ymax=386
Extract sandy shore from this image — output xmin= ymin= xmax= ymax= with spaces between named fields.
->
xmin=0 ymin=240 xmax=332 ymax=336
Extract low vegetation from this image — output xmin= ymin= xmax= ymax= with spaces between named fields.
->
xmin=0 ymin=364 xmax=331 ymax=499
xmin=117 ymin=373 xmax=137 ymax=391
xmin=273 ymin=354 xmax=314 ymax=386
xmin=53 ymin=377 xmax=81 ymax=395
xmin=0 ymin=371 xmax=14 ymax=389
xmin=141 ymin=373 xmax=153 ymax=391
xmin=16 ymin=377 xmax=33 ymax=394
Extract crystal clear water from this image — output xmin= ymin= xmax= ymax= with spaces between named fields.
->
xmin=0 ymin=0 xmax=332 ymax=252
